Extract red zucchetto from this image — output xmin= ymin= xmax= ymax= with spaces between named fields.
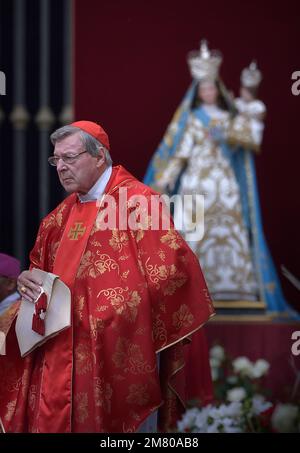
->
xmin=71 ymin=120 xmax=110 ymax=150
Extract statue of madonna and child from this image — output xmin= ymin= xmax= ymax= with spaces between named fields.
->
xmin=144 ymin=40 xmax=299 ymax=320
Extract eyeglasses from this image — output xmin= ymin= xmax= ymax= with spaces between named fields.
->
xmin=48 ymin=151 xmax=87 ymax=166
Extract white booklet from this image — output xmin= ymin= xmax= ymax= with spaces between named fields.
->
xmin=15 ymin=268 xmax=71 ymax=357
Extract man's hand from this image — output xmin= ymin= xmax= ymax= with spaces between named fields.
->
xmin=17 ymin=270 xmax=43 ymax=303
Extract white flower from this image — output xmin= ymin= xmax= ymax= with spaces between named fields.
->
xmin=206 ymin=422 xmax=220 ymax=433
xmin=271 ymin=403 xmax=299 ymax=433
xmin=177 ymin=402 xmax=245 ymax=433
xmin=250 ymin=359 xmax=270 ymax=378
xmin=220 ymin=401 xmax=242 ymax=418
xmin=194 ymin=406 xmax=212 ymax=431
xmin=210 ymin=345 xmax=225 ymax=362
xmin=177 ymin=407 xmax=199 ymax=431
xmin=178 ymin=346 xmax=300 ymax=434
xmin=208 ymin=406 xmax=224 ymax=420
xmin=250 ymin=394 xmax=272 ymax=416
xmin=219 ymin=416 xmax=243 ymax=433
xmin=227 ymin=387 xmax=247 ymax=402
xmin=232 ymin=356 xmax=253 ymax=376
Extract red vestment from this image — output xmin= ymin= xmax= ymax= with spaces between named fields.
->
xmin=0 ymin=165 xmax=214 ymax=432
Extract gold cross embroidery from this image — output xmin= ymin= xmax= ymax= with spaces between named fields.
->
xmin=68 ymin=222 xmax=86 ymax=240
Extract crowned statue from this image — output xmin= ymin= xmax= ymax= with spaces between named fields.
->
xmin=144 ymin=40 xmax=299 ymax=319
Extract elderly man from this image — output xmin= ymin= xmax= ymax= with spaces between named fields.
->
xmin=0 ymin=121 xmax=214 ymax=433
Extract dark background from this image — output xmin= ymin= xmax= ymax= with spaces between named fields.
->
xmin=0 ymin=0 xmax=64 ymax=258
xmin=0 ymin=0 xmax=299 ymax=310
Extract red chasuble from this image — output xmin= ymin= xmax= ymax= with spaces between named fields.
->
xmin=0 ymin=165 xmax=215 ymax=432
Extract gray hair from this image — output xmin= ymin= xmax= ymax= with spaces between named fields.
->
xmin=50 ymin=125 xmax=113 ymax=166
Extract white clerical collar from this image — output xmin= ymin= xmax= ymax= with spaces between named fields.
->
xmin=78 ymin=165 xmax=112 ymax=203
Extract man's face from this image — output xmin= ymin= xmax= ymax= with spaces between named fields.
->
xmin=54 ymin=133 xmax=104 ymax=194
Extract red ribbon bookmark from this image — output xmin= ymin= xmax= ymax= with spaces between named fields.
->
xmin=32 ymin=292 xmax=48 ymax=336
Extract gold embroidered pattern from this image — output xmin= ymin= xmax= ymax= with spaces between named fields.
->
xmin=48 ymin=240 xmax=60 ymax=269
xmin=160 ymin=229 xmax=182 ymax=250
xmin=157 ymin=249 xmax=166 ymax=261
xmin=164 ymin=266 xmax=187 ymax=296
xmin=74 ymin=295 xmax=85 ymax=325
xmin=94 ymin=377 xmax=113 ymax=413
xmin=55 ymin=203 xmax=67 ymax=227
xmin=152 ymin=314 xmax=167 ymax=345
xmin=145 ymin=258 xmax=187 ymax=295
xmin=77 ymin=250 xmax=120 ymax=279
xmin=112 ymin=337 xmax=154 ymax=375
xmin=90 ymin=239 xmax=102 ymax=247
xmin=89 ymin=315 xmax=105 ymax=341
xmin=172 ymin=304 xmax=194 ymax=329
xmin=98 ymin=287 xmax=141 ymax=322
xmin=21 ymin=368 xmax=30 ymax=398
xmin=109 ymin=230 xmax=129 ymax=252
xmin=74 ymin=392 xmax=89 ymax=424
xmin=75 ymin=343 xmax=93 ymax=375
xmin=130 ymin=214 xmax=151 ymax=243
xmin=145 ymin=259 xmax=167 ymax=287
xmin=42 ymin=215 xmax=55 ymax=230
xmin=43 ymin=203 xmax=66 ymax=229
xmin=121 ymin=270 xmax=130 ymax=280
xmin=135 ymin=229 xmax=145 ymax=243
xmin=28 ymin=385 xmax=37 ymax=412
xmin=5 ymin=399 xmax=17 ymax=421
xmin=126 ymin=384 xmax=150 ymax=406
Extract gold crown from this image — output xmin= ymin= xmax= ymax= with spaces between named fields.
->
xmin=241 ymin=61 xmax=262 ymax=87
xmin=187 ymin=39 xmax=222 ymax=81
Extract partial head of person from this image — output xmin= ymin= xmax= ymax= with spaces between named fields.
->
xmin=240 ymin=61 xmax=262 ymax=102
xmin=187 ymin=39 xmax=228 ymax=109
xmin=49 ymin=120 xmax=113 ymax=194
xmin=0 ymin=253 xmax=20 ymax=302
